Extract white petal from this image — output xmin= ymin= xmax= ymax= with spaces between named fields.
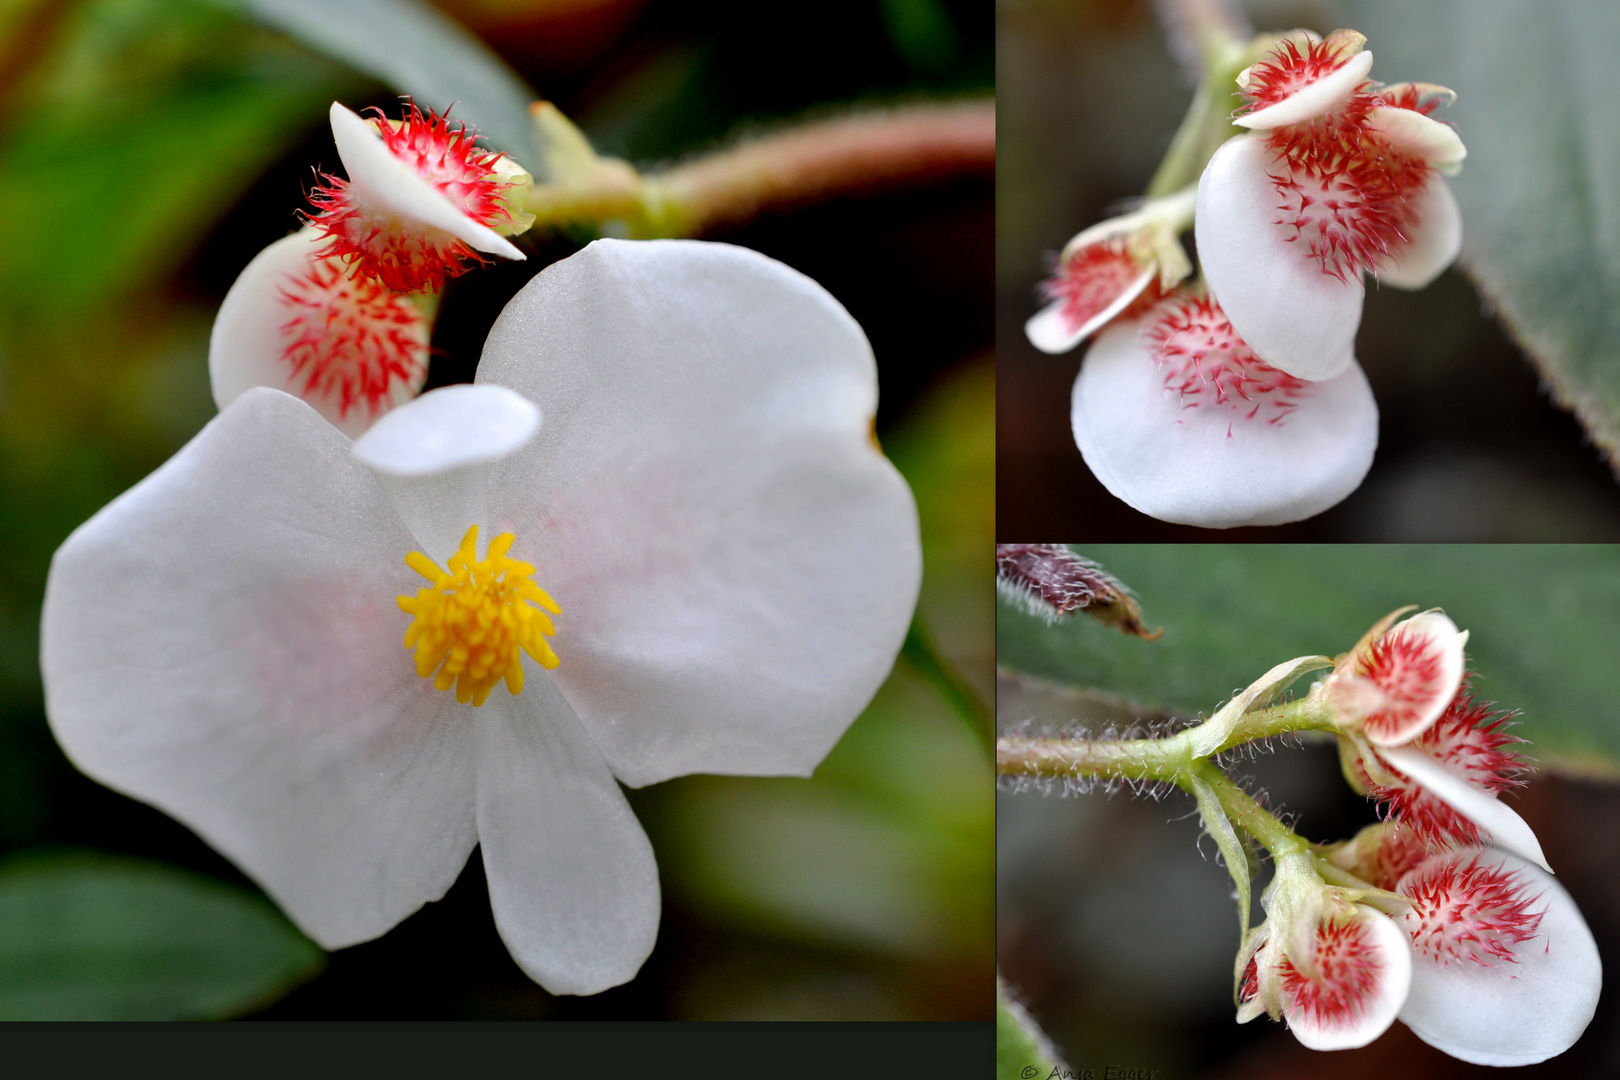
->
xmin=1380 ymin=745 xmax=1551 ymax=872
xmin=1196 ymin=135 xmax=1363 ymax=380
xmin=1362 ymin=610 xmax=1466 ymax=745
xmin=1071 ymin=320 xmax=1378 ymax=528
xmin=1236 ymin=50 xmax=1375 ymax=130
xmin=1375 ymin=175 xmax=1462 ymax=290
xmin=1024 ymin=266 xmax=1153 ymax=354
xmin=1366 ymin=105 xmax=1466 ymax=172
xmin=1400 ymin=851 xmax=1601 ymax=1066
xmin=1283 ymin=906 xmax=1412 ymax=1050
xmin=41 ymin=387 xmax=477 ymax=948
xmin=208 ymin=229 xmax=427 ymax=437
xmin=353 ymin=384 xmax=541 ymax=564
xmin=475 ymin=681 xmax=660 ymax=995
xmin=329 ymin=102 xmax=523 ymax=261
xmin=477 ymin=238 xmax=921 ymax=786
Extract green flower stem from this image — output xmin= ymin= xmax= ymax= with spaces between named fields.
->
xmin=1144 ymin=41 xmax=1250 ymax=200
xmin=1188 ymin=761 xmax=1308 ymax=859
xmin=996 ymin=727 xmax=1197 ymax=783
xmin=518 ymin=100 xmax=994 ymax=239
xmin=994 ymin=695 xmax=1341 ymax=781
xmin=1215 ymin=698 xmax=1341 ymax=753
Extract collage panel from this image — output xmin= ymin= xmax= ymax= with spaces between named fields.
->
xmin=998 ymin=0 xmax=1620 ymax=540
xmin=995 ymin=544 xmax=1618 ymax=1076
xmin=0 ymin=0 xmax=995 ymax=1051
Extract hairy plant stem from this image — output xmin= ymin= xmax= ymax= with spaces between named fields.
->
xmin=1188 ymin=760 xmax=1309 ymax=859
xmin=518 ymin=100 xmax=994 ymax=239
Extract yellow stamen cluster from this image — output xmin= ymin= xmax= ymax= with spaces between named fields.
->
xmin=397 ymin=525 xmax=561 ymax=707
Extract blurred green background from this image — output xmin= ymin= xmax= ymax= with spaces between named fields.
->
xmin=997 ymin=546 xmax=1620 ymax=1078
xmin=0 ymin=0 xmax=992 ymax=1018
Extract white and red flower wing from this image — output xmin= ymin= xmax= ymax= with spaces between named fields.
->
xmin=1026 ymin=239 xmax=1156 ymax=354
xmin=1271 ymin=906 xmax=1412 ymax=1050
xmin=1397 ymin=850 xmax=1601 ymax=1066
xmin=1071 ymin=295 xmax=1377 ymax=527
xmin=1334 ymin=610 xmax=1466 ymax=746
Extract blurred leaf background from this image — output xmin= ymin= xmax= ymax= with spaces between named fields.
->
xmin=997 ymin=546 xmax=1620 ymax=1078
xmin=0 ymin=0 xmax=991 ymax=1017
xmin=997 ymin=0 xmax=1620 ymax=540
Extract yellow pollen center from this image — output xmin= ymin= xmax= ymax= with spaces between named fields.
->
xmin=397 ymin=524 xmax=560 ymax=707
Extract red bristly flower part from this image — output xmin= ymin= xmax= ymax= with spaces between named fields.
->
xmin=1360 ymin=686 xmax=1530 ymax=848
xmin=1038 ymin=240 xmax=1161 ymax=335
xmin=1399 ymin=851 xmax=1546 ymax=966
xmin=1279 ymin=917 xmax=1385 ymax=1028
xmin=277 ymin=258 xmax=428 ymax=421
xmin=1238 ymin=37 xmax=1363 ymax=113
xmin=305 ymin=103 xmax=516 ymax=294
xmin=1144 ymin=295 xmax=1311 ymax=431
xmin=1349 ymin=619 xmax=1455 ymax=744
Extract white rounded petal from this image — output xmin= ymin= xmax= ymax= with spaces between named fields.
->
xmin=1379 ymin=746 xmax=1551 ymax=872
xmin=1024 ymin=266 xmax=1153 ymax=354
xmin=1236 ymin=50 xmax=1375 ymax=130
xmin=1196 ymin=135 xmax=1364 ymax=380
xmin=1375 ymin=175 xmax=1462 ymax=290
xmin=477 ymin=238 xmax=921 ymax=786
xmin=1400 ymin=851 xmax=1601 ymax=1065
xmin=1283 ymin=906 xmax=1412 ymax=1050
xmin=209 ymin=229 xmax=427 ymax=437
xmin=41 ymin=387 xmax=477 ymax=949
xmin=351 ymin=384 xmax=540 ymax=564
xmin=353 ymin=384 xmax=539 ymax=477
xmin=475 ymin=682 xmax=660 ymax=995
xmin=1366 ymin=106 xmax=1466 ymax=172
xmin=329 ymin=102 xmax=523 ymax=261
xmin=1071 ymin=320 xmax=1378 ymax=528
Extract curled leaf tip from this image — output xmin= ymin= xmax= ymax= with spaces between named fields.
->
xmin=995 ymin=544 xmax=1162 ymax=639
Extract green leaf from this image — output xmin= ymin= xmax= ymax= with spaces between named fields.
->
xmin=997 ymin=976 xmax=1061 ymax=1080
xmin=0 ymin=851 xmax=322 ymax=1019
xmin=997 ymin=544 xmax=1620 ymax=772
xmin=1334 ymin=0 xmax=1620 ymax=466
xmin=0 ymin=0 xmax=357 ymax=315
xmin=229 ymin=0 xmax=542 ymax=172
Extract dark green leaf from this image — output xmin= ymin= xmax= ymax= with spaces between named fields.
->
xmin=998 ymin=544 xmax=1620 ymax=771
xmin=1334 ymin=0 xmax=1620 ymax=466
xmin=0 ymin=851 xmax=322 ymax=1019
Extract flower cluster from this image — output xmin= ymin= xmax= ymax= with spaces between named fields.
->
xmin=210 ymin=102 xmax=533 ymax=436
xmin=1031 ymin=28 xmax=1465 ymax=527
xmin=43 ymin=102 xmax=924 ymax=994
xmin=1239 ymin=610 xmax=1599 ymax=1064
xmin=996 ymin=594 xmax=1602 ymax=1065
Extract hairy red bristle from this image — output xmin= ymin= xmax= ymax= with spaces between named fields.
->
xmin=1039 ymin=240 xmax=1160 ymax=335
xmin=1240 ymin=38 xmax=1363 ymax=112
xmin=1360 ymin=686 xmax=1530 ymax=848
xmin=277 ymin=257 xmax=428 ymax=421
xmin=305 ymin=102 xmax=516 ymax=294
xmin=1144 ymin=295 xmax=1311 ymax=428
xmin=1399 ymin=852 xmax=1545 ymax=966
xmin=1279 ymin=917 xmax=1384 ymax=1028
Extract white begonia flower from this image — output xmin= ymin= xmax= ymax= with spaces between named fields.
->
xmin=1322 ymin=610 xmax=1551 ymax=872
xmin=209 ymin=227 xmax=432 ymax=438
xmin=1326 ymin=825 xmax=1601 ymax=1065
xmin=1195 ymin=31 xmax=1466 ymax=380
xmin=1238 ymin=852 xmax=1412 ymax=1050
xmin=1071 ymin=294 xmax=1377 ymax=527
xmin=1024 ymin=187 xmax=1195 ymax=355
xmin=41 ymin=238 xmax=922 ymax=995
